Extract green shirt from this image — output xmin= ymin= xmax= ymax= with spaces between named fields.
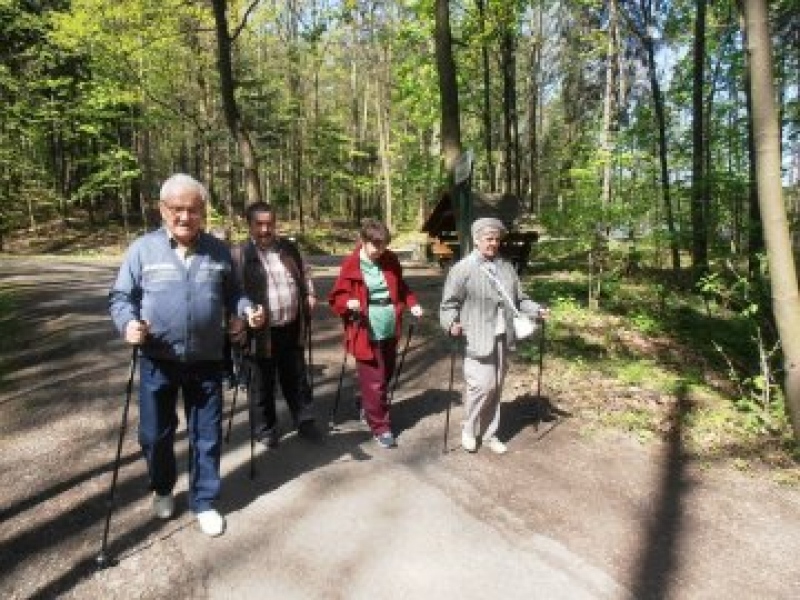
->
xmin=360 ymin=256 xmax=396 ymax=340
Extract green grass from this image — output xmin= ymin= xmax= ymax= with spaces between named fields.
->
xmin=519 ymin=252 xmax=799 ymax=481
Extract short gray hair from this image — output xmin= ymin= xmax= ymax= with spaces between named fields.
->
xmin=159 ymin=173 xmax=209 ymax=205
xmin=471 ymin=217 xmax=507 ymax=241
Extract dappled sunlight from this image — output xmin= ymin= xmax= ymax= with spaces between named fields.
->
xmin=1 ymin=257 xmax=799 ymax=598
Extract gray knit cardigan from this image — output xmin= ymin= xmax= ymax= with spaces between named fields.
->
xmin=439 ymin=250 xmax=541 ymax=359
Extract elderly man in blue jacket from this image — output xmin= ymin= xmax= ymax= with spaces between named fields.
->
xmin=109 ymin=173 xmax=264 ymax=537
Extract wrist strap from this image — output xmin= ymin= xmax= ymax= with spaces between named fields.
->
xmin=480 ymin=264 xmax=522 ymax=318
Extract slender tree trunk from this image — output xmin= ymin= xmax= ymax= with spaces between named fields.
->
xmin=287 ymin=1 xmax=304 ymax=229
xmin=210 ymin=0 xmax=262 ymax=206
xmin=600 ymin=0 xmax=619 ymax=211
xmin=501 ymin=26 xmax=519 ymax=197
xmin=691 ymin=0 xmax=709 ymax=275
xmin=136 ymin=126 xmax=150 ymax=228
xmin=434 ymin=0 xmax=462 ymax=174
xmin=528 ymin=45 xmax=541 ymax=213
xmin=311 ymin=66 xmax=321 ymax=222
xmin=645 ymin=34 xmax=680 ymax=272
xmin=376 ymin=45 xmax=394 ymax=229
xmin=742 ymin=0 xmax=800 ymax=440
xmin=476 ymin=0 xmax=495 ymax=191
xmin=623 ymin=1 xmax=682 ymax=271
xmin=739 ymin=11 xmax=764 ymax=276
xmin=528 ymin=8 xmax=543 ymax=214
xmin=350 ymin=58 xmax=360 ymax=224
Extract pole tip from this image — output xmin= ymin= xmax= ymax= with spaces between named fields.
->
xmin=95 ymin=552 xmax=118 ymax=570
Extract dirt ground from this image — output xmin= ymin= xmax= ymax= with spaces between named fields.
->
xmin=1 ymin=255 xmax=799 ymax=599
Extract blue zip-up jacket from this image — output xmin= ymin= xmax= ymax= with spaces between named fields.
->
xmin=109 ymin=228 xmax=251 ymax=363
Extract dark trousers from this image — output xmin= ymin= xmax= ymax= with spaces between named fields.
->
xmin=356 ymin=338 xmax=397 ymax=436
xmin=248 ymin=320 xmax=314 ymax=438
xmin=138 ymin=356 xmax=223 ymax=513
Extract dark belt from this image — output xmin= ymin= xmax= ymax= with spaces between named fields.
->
xmin=368 ymin=297 xmax=393 ymax=306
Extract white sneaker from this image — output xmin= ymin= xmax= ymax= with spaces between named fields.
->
xmin=486 ymin=436 xmax=508 ymax=455
xmin=461 ymin=431 xmax=478 ymax=453
xmin=152 ymin=493 xmax=175 ymax=520
xmin=197 ymin=509 xmax=226 ymax=537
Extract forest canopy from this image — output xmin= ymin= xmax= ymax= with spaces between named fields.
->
xmin=1 ymin=0 xmax=795 ymax=248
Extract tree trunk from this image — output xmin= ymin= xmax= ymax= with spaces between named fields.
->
xmin=376 ymin=49 xmax=394 ymax=229
xmin=743 ymin=0 xmax=800 ymax=440
xmin=210 ymin=0 xmax=262 ymax=206
xmin=645 ymin=34 xmax=680 ymax=272
xmin=528 ymin=8 xmax=543 ymax=214
xmin=501 ymin=27 xmax=519 ymax=197
xmin=690 ymin=0 xmax=709 ymax=275
xmin=739 ymin=11 xmax=764 ymax=277
xmin=350 ymin=58 xmax=360 ymax=224
xmin=434 ymin=0 xmax=462 ymax=174
xmin=476 ymin=0 xmax=496 ymax=192
xmin=600 ymin=0 xmax=619 ymax=211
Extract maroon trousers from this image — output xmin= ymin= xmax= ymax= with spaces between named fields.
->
xmin=356 ymin=338 xmax=397 ymax=436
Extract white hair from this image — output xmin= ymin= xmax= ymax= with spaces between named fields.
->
xmin=159 ymin=173 xmax=209 ymax=204
xmin=471 ymin=217 xmax=507 ymax=242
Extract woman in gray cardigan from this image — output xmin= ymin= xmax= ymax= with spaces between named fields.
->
xmin=439 ymin=218 xmax=548 ymax=454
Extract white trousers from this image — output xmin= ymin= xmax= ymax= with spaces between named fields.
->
xmin=462 ymin=335 xmax=508 ymax=439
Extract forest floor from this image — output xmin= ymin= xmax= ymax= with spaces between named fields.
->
xmin=1 ymin=227 xmax=800 ymax=598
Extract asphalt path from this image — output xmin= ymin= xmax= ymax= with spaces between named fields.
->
xmin=1 ymin=256 xmax=799 ymax=599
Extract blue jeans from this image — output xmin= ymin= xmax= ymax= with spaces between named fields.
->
xmin=138 ymin=356 xmax=223 ymax=513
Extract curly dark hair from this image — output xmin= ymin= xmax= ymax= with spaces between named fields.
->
xmin=245 ymin=202 xmax=275 ymax=224
xmin=360 ymin=218 xmax=392 ymax=245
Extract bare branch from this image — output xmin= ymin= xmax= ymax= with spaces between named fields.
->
xmin=231 ymin=0 xmax=261 ymax=42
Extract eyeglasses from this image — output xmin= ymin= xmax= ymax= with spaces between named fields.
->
xmin=162 ymin=203 xmax=203 ymax=218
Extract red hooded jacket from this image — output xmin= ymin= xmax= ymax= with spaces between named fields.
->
xmin=328 ymin=245 xmax=419 ymax=361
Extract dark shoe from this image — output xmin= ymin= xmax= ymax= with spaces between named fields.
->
xmin=258 ymin=427 xmax=280 ymax=449
xmin=374 ymin=432 xmax=397 ymax=449
xmin=297 ymin=420 xmax=320 ymax=439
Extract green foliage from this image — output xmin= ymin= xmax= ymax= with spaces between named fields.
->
xmin=599 ymin=408 xmax=657 ymax=443
xmin=692 ymin=259 xmax=780 ymax=435
xmin=516 ymin=256 xmax=799 ymax=471
xmin=550 ymin=294 xmax=589 ymax=324
xmin=629 ymin=311 xmax=662 ymax=335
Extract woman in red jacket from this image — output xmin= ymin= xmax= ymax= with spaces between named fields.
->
xmin=328 ymin=219 xmax=423 ymax=448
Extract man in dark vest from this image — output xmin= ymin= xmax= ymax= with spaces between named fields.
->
xmin=231 ymin=202 xmax=317 ymax=447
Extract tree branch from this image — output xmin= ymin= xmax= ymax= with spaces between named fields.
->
xmin=231 ymin=0 xmax=261 ymax=42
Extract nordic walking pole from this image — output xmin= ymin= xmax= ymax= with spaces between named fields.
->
xmin=388 ymin=319 xmax=416 ymax=406
xmin=306 ymin=316 xmax=314 ymax=399
xmin=224 ymin=322 xmax=246 ymax=443
xmin=244 ymin=356 xmax=256 ymax=479
xmin=329 ymin=311 xmax=359 ymax=427
xmin=329 ymin=350 xmax=348 ymax=427
xmin=96 ymin=345 xmax=138 ymax=570
xmin=443 ymin=334 xmax=458 ymax=454
xmin=536 ymin=318 xmax=546 ymax=399
xmin=225 ymin=368 xmax=240 ymax=444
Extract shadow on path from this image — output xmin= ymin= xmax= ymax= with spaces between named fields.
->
xmin=629 ymin=385 xmax=691 ymax=599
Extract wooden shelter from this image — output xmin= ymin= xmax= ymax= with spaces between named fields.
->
xmin=422 ymin=190 xmax=539 ymax=272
